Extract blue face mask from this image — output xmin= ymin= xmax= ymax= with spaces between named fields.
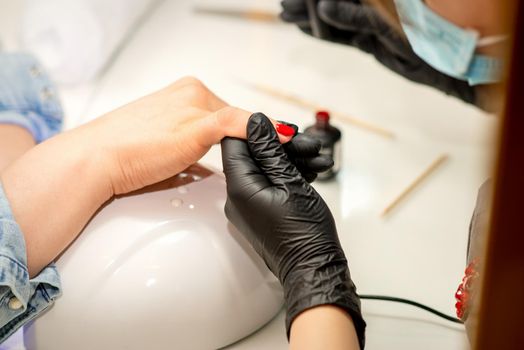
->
xmin=393 ymin=0 xmax=505 ymax=85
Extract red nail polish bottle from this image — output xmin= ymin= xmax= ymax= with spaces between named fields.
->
xmin=304 ymin=111 xmax=342 ymax=181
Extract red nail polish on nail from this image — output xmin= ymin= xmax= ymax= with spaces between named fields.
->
xmin=276 ymin=123 xmax=295 ymax=137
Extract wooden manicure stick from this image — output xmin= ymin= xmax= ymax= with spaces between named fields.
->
xmin=381 ymin=154 xmax=449 ymax=217
xmin=246 ymin=82 xmax=395 ymax=139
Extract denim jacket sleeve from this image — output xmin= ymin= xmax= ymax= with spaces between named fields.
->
xmin=0 ymin=182 xmax=61 ymax=343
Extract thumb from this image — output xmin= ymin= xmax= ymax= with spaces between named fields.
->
xmin=247 ymin=113 xmax=302 ymax=187
xmin=196 ymin=106 xmax=294 ymax=147
xmin=221 ymin=137 xmax=270 ymax=202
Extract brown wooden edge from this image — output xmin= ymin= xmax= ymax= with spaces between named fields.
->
xmin=474 ymin=1 xmax=524 ymax=349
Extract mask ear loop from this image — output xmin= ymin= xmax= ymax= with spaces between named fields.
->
xmin=477 ymin=35 xmax=508 ymax=47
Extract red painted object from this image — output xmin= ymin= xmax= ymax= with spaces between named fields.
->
xmin=276 ymin=123 xmax=296 ymax=137
xmin=304 ymin=111 xmax=342 ymax=181
xmin=316 ymin=110 xmax=330 ymax=122
xmin=455 ymin=258 xmax=480 ymax=321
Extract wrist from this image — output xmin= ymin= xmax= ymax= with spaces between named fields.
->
xmin=63 ymin=125 xmax=114 ymax=201
xmin=283 ymin=259 xmax=366 ymax=349
xmin=1 ymin=128 xmax=112 ymax=276
xmin=290 ymin=305 xmax=360 ymax=350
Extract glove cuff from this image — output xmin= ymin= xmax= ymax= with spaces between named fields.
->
xmin=283 ymin=260 xmax=366 ymax=349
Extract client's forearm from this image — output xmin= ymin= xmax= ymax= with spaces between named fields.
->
xmin=0 ymin=125 xmax=36 ymax=172
xmin=1 ymin=127 xmax=111 ymax=278
xmin=290 ymin=305 xmax=360 ymax=350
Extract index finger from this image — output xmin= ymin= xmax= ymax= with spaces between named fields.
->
xmin=195 ymin=107 xmax=295 ymax=147
xmin=165 ymin=76 xmax=229 ymax=112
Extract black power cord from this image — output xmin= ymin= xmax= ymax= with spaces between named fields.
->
xmin=359 ymin=294 xmax=464 ymax=324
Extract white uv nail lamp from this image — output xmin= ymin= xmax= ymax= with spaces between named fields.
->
xmin=25 ymin=164 xmax=283 ymax=350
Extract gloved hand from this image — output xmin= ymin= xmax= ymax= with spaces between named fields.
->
xmin=280 ymin=123 xmax=334 ymax=182
xmin=280 ymin=0 xmax=483 ymax=109
xmin=221 ymin=113 xmax=366 ymax=348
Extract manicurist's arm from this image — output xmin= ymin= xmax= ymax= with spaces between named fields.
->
xmin=221 ymin=113 xmax=366 ymax=349
xmin=291 ymin=305 xmax=360 ymax=350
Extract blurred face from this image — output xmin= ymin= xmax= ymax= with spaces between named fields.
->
xmin=367 ymin=0 xmax=508 ymax=63
xmin=369 ymin=0 xmax=505 ymax=35
xmin=424 ymin=0 xmax=507 ymax=55
xmin=425 ymin=0 xmax=505 ymax=35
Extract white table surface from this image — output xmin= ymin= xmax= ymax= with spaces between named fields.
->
xmin=1 ymin=0 xmax=498 ymax=349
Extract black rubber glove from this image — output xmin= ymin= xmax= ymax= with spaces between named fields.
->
xmin=280 ymin=0 xmax=486 ymax=109
xmin=285 ymin=133 xmax=334 ymax=183
xmin=221 ymin=113 xmax=366 ymax=348
xmin=265 ymin=120 xmax=334 ymax=183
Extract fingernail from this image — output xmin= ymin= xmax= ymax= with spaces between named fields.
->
xmin=276 ymin=123 xmax=296 ymax=137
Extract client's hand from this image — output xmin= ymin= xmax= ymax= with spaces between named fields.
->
xmin=75 ymin=77 xmax=296 ymax=195
xmin=221 ymin=113 xmax=366 ymax=349
xmin=0 ymin=77 xmax=290 ymax=277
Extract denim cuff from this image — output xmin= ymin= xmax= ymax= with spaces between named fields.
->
xmin=0 ymin=52 xmax=63 ymax=143
xmin=0 ymin=182 xmax=62 ymax=343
